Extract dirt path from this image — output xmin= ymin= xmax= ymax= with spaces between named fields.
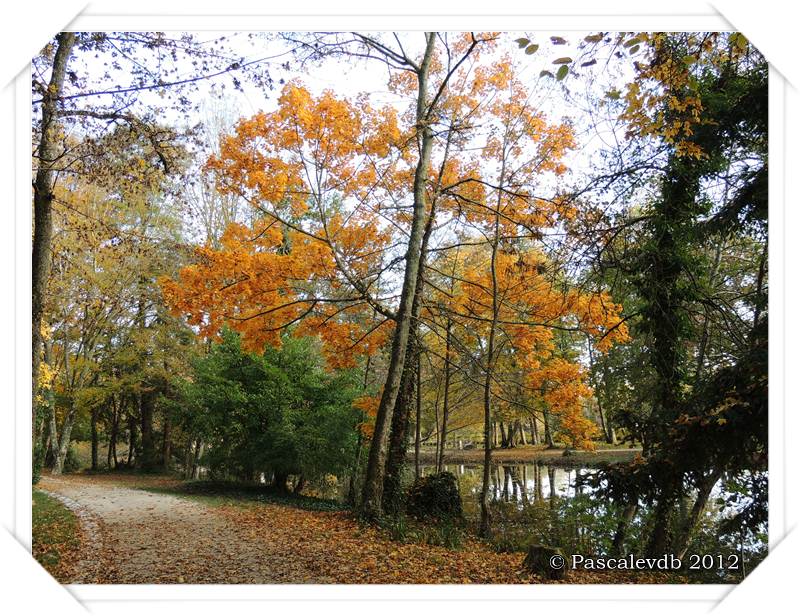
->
xmin=36 ymin=473 xmax=678 ymax=585
xmin=38 ymin=475 xmax=325 ymax=584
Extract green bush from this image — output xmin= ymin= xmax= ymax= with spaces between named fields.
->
xmin=179 ymin=330 xmax=362 ymax=485
xmin=407 ymin=472 xmax=463 ymax=521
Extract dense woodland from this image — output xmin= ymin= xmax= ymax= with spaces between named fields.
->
xmin=32 ymin=31 xmax=767 ymax=578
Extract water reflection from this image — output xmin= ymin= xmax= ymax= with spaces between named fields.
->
xmin=419 ymin=463 xmax=595 ymax=514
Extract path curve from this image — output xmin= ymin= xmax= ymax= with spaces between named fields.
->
xmin=38 ymin=475 xmax=322 ymax=584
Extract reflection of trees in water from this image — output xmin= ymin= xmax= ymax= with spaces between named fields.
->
xmin=420 ymin=462 xmax=584 ymax=508
xmin=414 ymin=462 xmax=766 ymax=580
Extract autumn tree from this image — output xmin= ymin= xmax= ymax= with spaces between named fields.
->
xmin=32 ymin=32 xmax=276 ymax=468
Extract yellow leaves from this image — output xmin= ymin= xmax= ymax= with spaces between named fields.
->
xmin=618 ymin=32 xmax=745 ymax=159
xmin=675 ymin=141 xmax=706 ymax=160
xmin=35 ymin=361 xmax=57 ymax=404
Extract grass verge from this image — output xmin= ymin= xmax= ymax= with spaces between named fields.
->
xmin=32 ymin=489 xmax=82 ymax=581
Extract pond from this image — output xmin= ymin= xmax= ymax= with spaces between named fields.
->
xmin=413 ymin=461 xmax=767 ymax=582
xmin=418 ymin=462 xmax=593 ymax=516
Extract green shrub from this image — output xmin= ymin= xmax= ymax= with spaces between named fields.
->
xmin=407 ymin=472 xmax=463 ymax=521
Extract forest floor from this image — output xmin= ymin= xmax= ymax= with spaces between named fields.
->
xmin=417 ymin=445 xmax=641 ymax=466
xmin=37 ymin=472 xmax=671 ymax=585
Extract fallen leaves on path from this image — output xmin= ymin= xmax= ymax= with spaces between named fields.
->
xmin=37 ymin=473 xmax=678 ymax=585
xmin=216 ymin=501 xmax=531 ymax=584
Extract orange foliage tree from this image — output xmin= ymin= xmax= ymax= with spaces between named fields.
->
xmin=163 ymin=35 xmax=630 ymax=525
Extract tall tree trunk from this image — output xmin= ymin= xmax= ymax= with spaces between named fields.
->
xmin=90 ymin=406 xmax=99 ymax=471
xmin=361 ymin=33 xmax=437 ymax=519
xmin=530 ymin=417 xmax=539 ymax=445
xmin=52 ymin=402 xmax=76 ymax=475
xmin=127 ymin=410 xmax=138 ymax=467
xmin=32 ymin=33 xmax=76 ymax=414
xmin=587 ymin=338 xmax=615 ymax=444
xmin=674 ymin=469 xmax=724 ymax=560
xmin=107 ymin=402 xmax=118 ymax=470
xmin=162 ymin=410 xmax=172 ymax=471
xmin=542 ymin=408 xmax=555 ymax=448
xmin=139 ymin=391 xmax=156 ymax=471
xmin=45 ymin=405 xmax=59 ymax=468
xmin=42 ymin=340 xmax=58 ymax=465
xmin=184 ymin=438 xmax=194 ymax=479
xmin=191 ymin=438 xmax=204 ymax=479
xmin=382 ymin=333 xmax=417 ymax=514
xmin=436 ymin=319 xmax=453 ymax=472
xmin=646 ymin=479 xmax=679 ymax=557
xmin=414 ymin=351 xmax=422 ymax=480
xmin=480 ymin=177 xmax=504 ymax=537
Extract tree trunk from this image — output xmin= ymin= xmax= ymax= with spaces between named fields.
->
xmin=360 ymin=33 xmax=437 ymax=519
xmin=414 ymin=351 xmax=422 ymax=480
xmin=542 ymin=409 xmax=555 ymax=448
xmin=184 ymin=438 xmax=194 ymax=479
xmin=107 ymin=404 xmax=118 ymax=470
xmin=46 ymin=405 xmax=59 ymax=468
xmin=530 ymin=417 xmax=539 ymax=445
xmin=674 ymin=469 xmax=724 ymax=560
xmin=191 ymin=438 xmax=203 ymax=479
xmin=44 ymin=340 xmax=59 ymax=464
xmin=382 ymin=334 xmax=417 ymax=514
xmin=273 ymin=470 xmax=289 ymax=493
xmin=383 ymin=175 xmax=442 ymax=510
xmin=480 ymin=200 xmax=503 ymax=536
xmin=587 ymin=338 xmax=616 ymax=445
xmin=646 ymin=487 xmax=677 ymax=557
xmin=127 ymin=410 xmax=138 ymax=467
xmin=162 ymin=410 xmax=172 ymax=471
xmin=139 ymin=391 xmax=156 ymax=471
xmin=519 ymin=420 xmax=527 ymax=446
xmin=436 ymin=319 xmax=453 ymax=473
xmin=90 ymin=406 xmax=99 ymax=471
xmin=32 ymin=33 xmax=76 ymax=414
xmin=52 ymin=402 xmax=76 ymax=475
